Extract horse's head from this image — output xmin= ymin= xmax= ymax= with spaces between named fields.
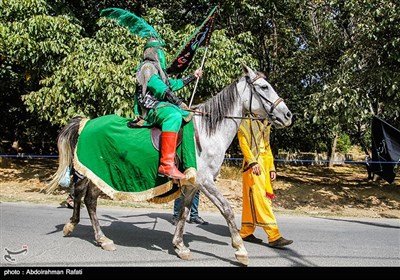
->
xmin=240 ymin=64 xmax=292 ymax=128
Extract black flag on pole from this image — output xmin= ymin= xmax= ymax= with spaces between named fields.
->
xmin=166 ymin=5 xmax=218 ymax=74
xmin=370 ymin=116 xmax=400 ymax=184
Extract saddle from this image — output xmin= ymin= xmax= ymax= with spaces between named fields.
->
xmin=150 ymin=127 xmax=183 ymax=151
xmin=128 ymin=117 xmax=201 ymax=152
xmin=127 ymin=119 xmax=183 ymax=151
xmin=128 ymin=123 xmax=183 ymax=168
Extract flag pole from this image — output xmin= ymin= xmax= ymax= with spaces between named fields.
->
xmin=189 ymin=47 xmax=208 ymax=108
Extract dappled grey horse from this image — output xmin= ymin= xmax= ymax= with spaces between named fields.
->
xmin=48 ymin=64 xmax=292 ymax=266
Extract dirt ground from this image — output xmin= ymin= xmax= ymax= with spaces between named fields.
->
xmin=0 ymin=158 xmax=399 ymax=219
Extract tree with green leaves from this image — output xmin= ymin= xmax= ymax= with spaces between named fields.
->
xmin=1 ymin=0 xmax=399 ymax=159
xmin=1 ymin=0 xmax=257 ymax=155
xmin=1 ymin=0 xmax=82 ymax=153
xmin=303 ymin=0 xmax=400 ymax=164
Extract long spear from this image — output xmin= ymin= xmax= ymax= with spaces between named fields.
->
xmin=189 ymin=47 xmax=208 ymax=108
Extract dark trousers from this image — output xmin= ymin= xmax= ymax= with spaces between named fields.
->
xmin=173 ymin=190 xmax=200 ymax=219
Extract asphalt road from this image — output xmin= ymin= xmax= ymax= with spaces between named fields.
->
xmin=1 ymin=202 xmax=399 ymax=269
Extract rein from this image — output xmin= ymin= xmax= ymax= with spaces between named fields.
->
xmin=186 ymin=108 xmax=266 ymax=120
xmin=185 ymin=75 xmax=283 ymax=121
xmin=247 ymin=74 xmax=284 ymax=121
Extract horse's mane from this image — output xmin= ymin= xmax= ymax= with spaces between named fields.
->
xmin=195 ymin=77 xmax=241 ymax=136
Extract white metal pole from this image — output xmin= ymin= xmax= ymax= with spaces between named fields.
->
xmin=189 ymin=47 xmax=208 ymax=108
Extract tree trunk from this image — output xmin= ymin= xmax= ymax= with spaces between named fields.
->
xmin=328 ymin=134 xmax=338 ymax=168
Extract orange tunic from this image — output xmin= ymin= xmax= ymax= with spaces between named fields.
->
xmin=238 ymin=118 xmax=281 ymax=242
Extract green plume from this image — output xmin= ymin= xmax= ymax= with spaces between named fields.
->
xmin=100 ymin=7 xmax=163 ymax=41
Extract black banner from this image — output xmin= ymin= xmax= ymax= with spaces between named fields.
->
xmin=166 ymin=6 xmax=218 ymax=74
xmin=370 ymin=116 xmax=400 ymax=183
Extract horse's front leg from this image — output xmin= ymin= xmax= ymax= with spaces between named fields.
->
xmin=199 ymin=180 xmax=249 ymax=266
xmin=63 ymin=177 xmax=88 ymax=236
xmin=172 ymin=185 xmax=197 ymax=260
xmin=84 ymin=182 xmax=116 ymax=251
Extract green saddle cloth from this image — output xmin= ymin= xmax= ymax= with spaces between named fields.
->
xmin=74 ymin=114 xmax=194 ymax=203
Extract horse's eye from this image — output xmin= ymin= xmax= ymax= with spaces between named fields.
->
xmin=261 ymin=85 xmax=269 ymax=90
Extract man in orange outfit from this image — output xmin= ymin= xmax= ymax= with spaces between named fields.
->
xmin=237 ymin=114 xmax=293 ymax=247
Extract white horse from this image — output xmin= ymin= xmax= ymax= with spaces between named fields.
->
xmin=48 ymin=64 xmax=292 ymax=266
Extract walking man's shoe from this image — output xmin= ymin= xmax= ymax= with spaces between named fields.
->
xmin=268 ymin=237 xmax=293 ymax=248
xmin=242 ymin=234 xmax=263 ymax=244
xmin=189 ymin=216 xmax=208 ymax=225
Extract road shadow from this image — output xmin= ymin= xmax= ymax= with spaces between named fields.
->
xmin=46 ymin=211 xmax=245 ymax=266
xmin=313 ymin=216 xmax=400 ymax=229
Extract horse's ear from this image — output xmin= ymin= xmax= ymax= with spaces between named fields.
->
xmin=242 ymin=64 xmax=256 ymax=79
xmin=241 ymin=63 xmax=249 ymax=74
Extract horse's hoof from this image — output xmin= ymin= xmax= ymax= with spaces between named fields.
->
xmin=174 ymin=246 xmax=193 ymax=260
xmin=101 ymin=241 xmax=116 ymax=251
xmin=235 ymin=252 xmax=249 ymax=266
xmin=63 ymin=222 xmax=75 ymax=236
xmin=98 ymin=237 xmax=116 ymax=251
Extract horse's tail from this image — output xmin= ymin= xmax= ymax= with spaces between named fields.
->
xmin=44 ymin=117 xmax=83 ymax=194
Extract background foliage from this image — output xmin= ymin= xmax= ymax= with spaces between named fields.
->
xmin=1 ymin=0 xmax=399 ymax=161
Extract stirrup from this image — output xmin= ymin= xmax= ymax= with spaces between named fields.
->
xmin=158 ymin=168 xmax=185 ymax=180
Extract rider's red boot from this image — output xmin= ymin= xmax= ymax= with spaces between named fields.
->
xmin=158 ymin=132 xmax=185 ymax=180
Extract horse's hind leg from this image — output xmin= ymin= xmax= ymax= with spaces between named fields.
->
xmin=172 ymin=185 xmax=197 ymax=260
xmin=199 ymin=181 xmax=249 ymax=266
xmin=84 ymin=182 xmax=116 ymax=251
xmin=63 ymin=176 xmax=88 ymax=236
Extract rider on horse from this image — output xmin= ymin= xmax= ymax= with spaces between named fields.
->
xmin=135 ymin=37 xmax=202 ymax=181
xmin=99 ymin=8 xmax=201 ymax=182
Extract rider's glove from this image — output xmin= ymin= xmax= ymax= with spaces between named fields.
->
xmin=182 ymin=74 xmax=196 ymax=86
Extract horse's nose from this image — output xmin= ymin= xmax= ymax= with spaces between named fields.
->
xmin=286 ymin=110 xmax=292 ymax=120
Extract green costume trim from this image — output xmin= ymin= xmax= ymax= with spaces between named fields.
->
xmin=157 ymin=48 xmax=167 ymax=70
xmin=144 ymin=41 xmax=166 ymax=49
xmin=133 ymin=92 xmax=140 ymax=117
xmin=180 ymin=120 xmax=197 ymax=170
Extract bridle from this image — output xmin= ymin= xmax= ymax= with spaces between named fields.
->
xmin=189 ymin=74 xmax=284 ymax=121
xmin=246 ymin=74 xmax=284 ymax=121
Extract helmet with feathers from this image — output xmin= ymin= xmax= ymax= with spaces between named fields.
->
xmin=100 ymin=7 xmax=167 ymax=70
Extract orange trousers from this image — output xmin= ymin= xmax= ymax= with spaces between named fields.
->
xmin=239 ymin=154 xmax=281 ymax=243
